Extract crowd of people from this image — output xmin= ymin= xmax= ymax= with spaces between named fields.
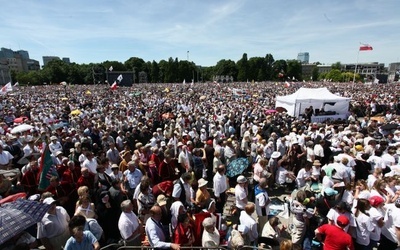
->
xmin=0 ymin=81 xmax=399 ymax=250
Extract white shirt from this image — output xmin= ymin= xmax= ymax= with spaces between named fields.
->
xmin=382 ymin=203 xmax=400 ymax=244
xmin=239 ymin=211 xmax=258 ymax=242
xmin=118 ymin=211 xmax=140 ymax=240
xmin=37 ymin=206 xmax=70 ymax=239
xmin=367 ymin=155 xmax=386 ymax=169
xmin=314 ymin=144 xmax=324 ymax=157
xmin=326 ymin=209 xmax=356 ymax=232
xmin=0 ymin=150 xmax=13 ymax=165
xmin=296 ymin=168 xmax=311 ymax=188
xmin=235 ymin=184 xmax=247 ymax=209
xmin=355 ymin=212 xmax=374 ymax=246
xmin=213 ymin=172 xmax=228 ymax=198
xmin=83 ymin=158 xmax=98 ymax=174
xmin=276 ymin=167 xmax=289 ymax=185
xmin=369 ymin=206 xmax=384 ymax=241
xmin=255 ymin=188 xmax=269 ymax=217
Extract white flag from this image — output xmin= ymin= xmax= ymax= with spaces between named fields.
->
xmin=191 ymin=79 xmax=194 ymax=87
xmin=109 ymin=66 xmax=113 ymax=71
xmin=0 ymin=82 xmax=12 ymax=94
xmin=183 ymin=79 xmax=186 ymax=85
xmin=117 ymin=74 xmax=123 ymax=81
xmin=13 ymin=82 xmax=19 ymax=87
xmin=373 ymin=78 xmax=379 ymax=84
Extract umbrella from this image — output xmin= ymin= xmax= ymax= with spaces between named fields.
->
xmin=371 ymin=116 xmax=385 ymax=123
xmin=0 ymin=193 xmax=27 ymax=205
xmin=162 ymin=112 xmax=175 ymax=120
xmin=199 ymin=96 xmax=207 ymax=101
xmin=70 ymin=109 xmax=81 ymax=116
xmin=0 ymin=200 xmax=50 ymax=244
xmin=10 ymin=124 xmax=34 ymax=134
xmin=275 ymin=107 xmax=287 ymax=113
xmin=85 ymin=90 xmax=92 ymax=95
xmin=60 ymin=81 xmax=67 ymax=86
xmin=13 ymin=116 xmax=29 ymax=123
xmin=381 ymin=123 xmax=399 ymax=130
xmin=226 ymin=158 xmax=249 ymax=177
xmin=61 ymin=97 xmax=68 ymax=101
xmin=265 ymin=109 xmax=277 ymax=115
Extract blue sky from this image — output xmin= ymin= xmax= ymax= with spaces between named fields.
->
xmin=1 ymin=0 xmax=399 ymax=67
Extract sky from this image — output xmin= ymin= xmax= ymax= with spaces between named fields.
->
xmin=1 ymin=0 xmax=399 ymax=67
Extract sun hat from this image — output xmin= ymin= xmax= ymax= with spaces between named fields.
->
xmin=198 ymin=178 xmax=208 ymax=188
xmin=237 ymin=175 xmax=247 ymax=184
xmin=43 ymin=197 xmax=56 ymax=205
xmin=271 ymin=152 xmax=281 ymax=159
xmin=313 ymin=160 xmax=321 ymax=166
xmin=157 ymin=194 xmax=167 ymax=206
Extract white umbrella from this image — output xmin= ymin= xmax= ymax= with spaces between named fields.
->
xmin=10 ymin=124 xmax=34 ymax=134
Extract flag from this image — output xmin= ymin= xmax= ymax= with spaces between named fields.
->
xmin=117 ymin=74 xmax=123 ymax=82
xmin=109 ymin=66 xmax=113 ymax=71
xmin=13 ymin=82 xmax=19 ymax=87
xmin=360 ymin=44 xmax=373 ymax=51
xmin=0 ymin=82 xmax=12 ymax=94
xmin=110 ymin=81 xmax=117 ymax=90
xmin=183 ymin=79 xmax=186 ymax=85
xmin=374 ymin=78 xmax=379 ymax=84
xmin=191 ymin=79 xmax=194 ymax=87
xmin=38 ymin=146 xmax=56 ymax=190
xmin=284 ymin=81 xmax=290 ymax=88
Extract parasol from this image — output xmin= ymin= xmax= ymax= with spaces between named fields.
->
xmin=226 ymin=158 xmax=249 ymax=177
xmin=199 ymin=96 xmax=207 ymax=101
xmin=275 ymin=107 xmax=287 ymax=113
xmin=0 ymin=199 xmax=50 ymax=244
xmin=265 ymin=109 xmax=277 ymax=115
xmin=13 ymin=116 xmax=29 ymax=123
xmin=10 ymin=124 xmax=34 ymax=134
xmin=70 ymin=110 xmax=81 ymax=116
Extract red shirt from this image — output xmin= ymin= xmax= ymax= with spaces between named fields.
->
xmin=317 ymin=224 xmax=354 ymax=250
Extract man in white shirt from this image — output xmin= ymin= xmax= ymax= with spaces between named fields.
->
xmin=118 ymin=200 xmax=142 ymax=246
xmin=49 ymin=136 xmax=63 ymax=155
xmin=239 ymin=202 xmax=258 ymax=245
xmin=82 ymin=151 xmax=98 ymax=174
xmin=213 ymin=164 xmax=228 ymax=213
xmin=0 ymin=145 xmax=14 ymax=169
xmin=235 ymin=175 xmax=248 ymax=213
xmin=255 ymin=178 xmax=270 ymax=232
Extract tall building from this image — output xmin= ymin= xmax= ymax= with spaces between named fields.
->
xmin=42 ymin=56 xmax=60 ymax=66
xmin=388 ymin=62 xmax=400 ymax=82
xmin=0 ymin=59 xmax=11 ymax=85
xmin=297 ymin=52 xmax=309 ymax=64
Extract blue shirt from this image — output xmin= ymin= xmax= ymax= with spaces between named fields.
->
xmin=64 ymin=231 xmax=97 ymax=250
xmin=123 ymin=168 xmax=143 ymax=189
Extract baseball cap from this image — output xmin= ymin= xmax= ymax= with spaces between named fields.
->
xmin=336 ymin=215 xmax=349 ymax=227
xmin=369 ymin=196 xmax=384 ymax=207
xmin=324 ymin=187 xmax=338 ymax=197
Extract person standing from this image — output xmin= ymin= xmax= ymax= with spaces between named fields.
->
xmin=213 ymin=164 xmax=228 ymax=213
xmin=315 ymin=215 xmax=354 ymax=250
xmin=255 ymin=177 xmax=270 ymax=232
xmin=118 ymin=200 xmax=143 ymax=246
xmin=37 ymin=197 xmax=70 ymax=250
xmin=145 ymin=205 xmax=180 ymax=249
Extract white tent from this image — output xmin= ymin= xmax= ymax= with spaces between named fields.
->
xmin=275 ymin=87 xmax=351 ymax=117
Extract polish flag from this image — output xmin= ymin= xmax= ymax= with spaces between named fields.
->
xmin=110 ymin=81 xmax=117 ymax=90
xmin=359 ymin=44 xmax=373 ymax=51
xmin=0 ymin=82 xmax=12 ymax=94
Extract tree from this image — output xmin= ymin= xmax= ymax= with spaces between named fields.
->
xmin=272 ymin=60 xmax=287 ymax=80
xmin=150 ymin=60 xmax=159 ymax=83
xmin=237 ymin=53 xmax=249 ymax=81
xmin=265 ymin=54 xmax=275 ymax=80
xmin=326 ymin=69 xmax=342 ymax=82
xmin=214 ymin=59 xmax=238 ymax=80
xmin=331 ymin=61 xmax=342 ymax=71
xmin=311 ymin=66 xmax=319 ymax=81
xmin=286 ymin=60 xmax=302 ymax=81
xmin=41 ymin=60 xmax=69 ymax=84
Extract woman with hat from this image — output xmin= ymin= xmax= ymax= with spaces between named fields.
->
xmin=368 ymin=196 xmax=385 ymax=247
xmin=195 ymin=178 xmax=211 ymax=209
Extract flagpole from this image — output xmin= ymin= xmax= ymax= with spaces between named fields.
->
xmin=353 ymin=46 xmax=360 ymax=84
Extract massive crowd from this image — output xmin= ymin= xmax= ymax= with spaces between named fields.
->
xmin=0 ymin=81 xmax=400 ymax=250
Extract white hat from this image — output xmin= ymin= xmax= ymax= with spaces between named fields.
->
xmin=271 ymin=151 xmax=281 ymax=159
xmin=55 ymin=151 xmax=63 ymax=156
xmin=50 ymin=136 xmax=57 ymax=141
xmin=160 ymin=141 xmax=166 ymax=147
xmin=198 ymin=178 xmax=208 ymax=188
xmin=43 ymin=197 xmax=56 ymax=205
xmin=177 ymin=142 xmax=184 ymax=147
xmin=237 ymin=175 xmax=247 ymax=184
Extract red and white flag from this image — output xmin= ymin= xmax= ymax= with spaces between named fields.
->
xmin=0 ymin=82 xmax=12 ymax=94
xmin=110 ymin=81 xmax=117 ymax=90
xmin=359 ymin=44 xmax=373 ymax=51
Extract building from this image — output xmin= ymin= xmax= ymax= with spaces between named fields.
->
xmin=317 ymin=65 xmax=332 ymax=74
xmin=0 ymin=59 xmax=11 ymax=85
xmin=301 ymin=64 xmax=317 ymax=80
xmin=388 ymin=62 xmax=400 ymax=83
xmin=297 ymin=52 xmax=309 ymax=64
xmin=42 ymin=56 xmax=60 ymax=66
xmin=27 ymin=59 xmax=40 ymax=71
xmin=62 ymin=57 xmax=70 ymax=64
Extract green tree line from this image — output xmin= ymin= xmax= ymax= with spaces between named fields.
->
xmin=13 ymin=54 xmax=361 ymax=85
